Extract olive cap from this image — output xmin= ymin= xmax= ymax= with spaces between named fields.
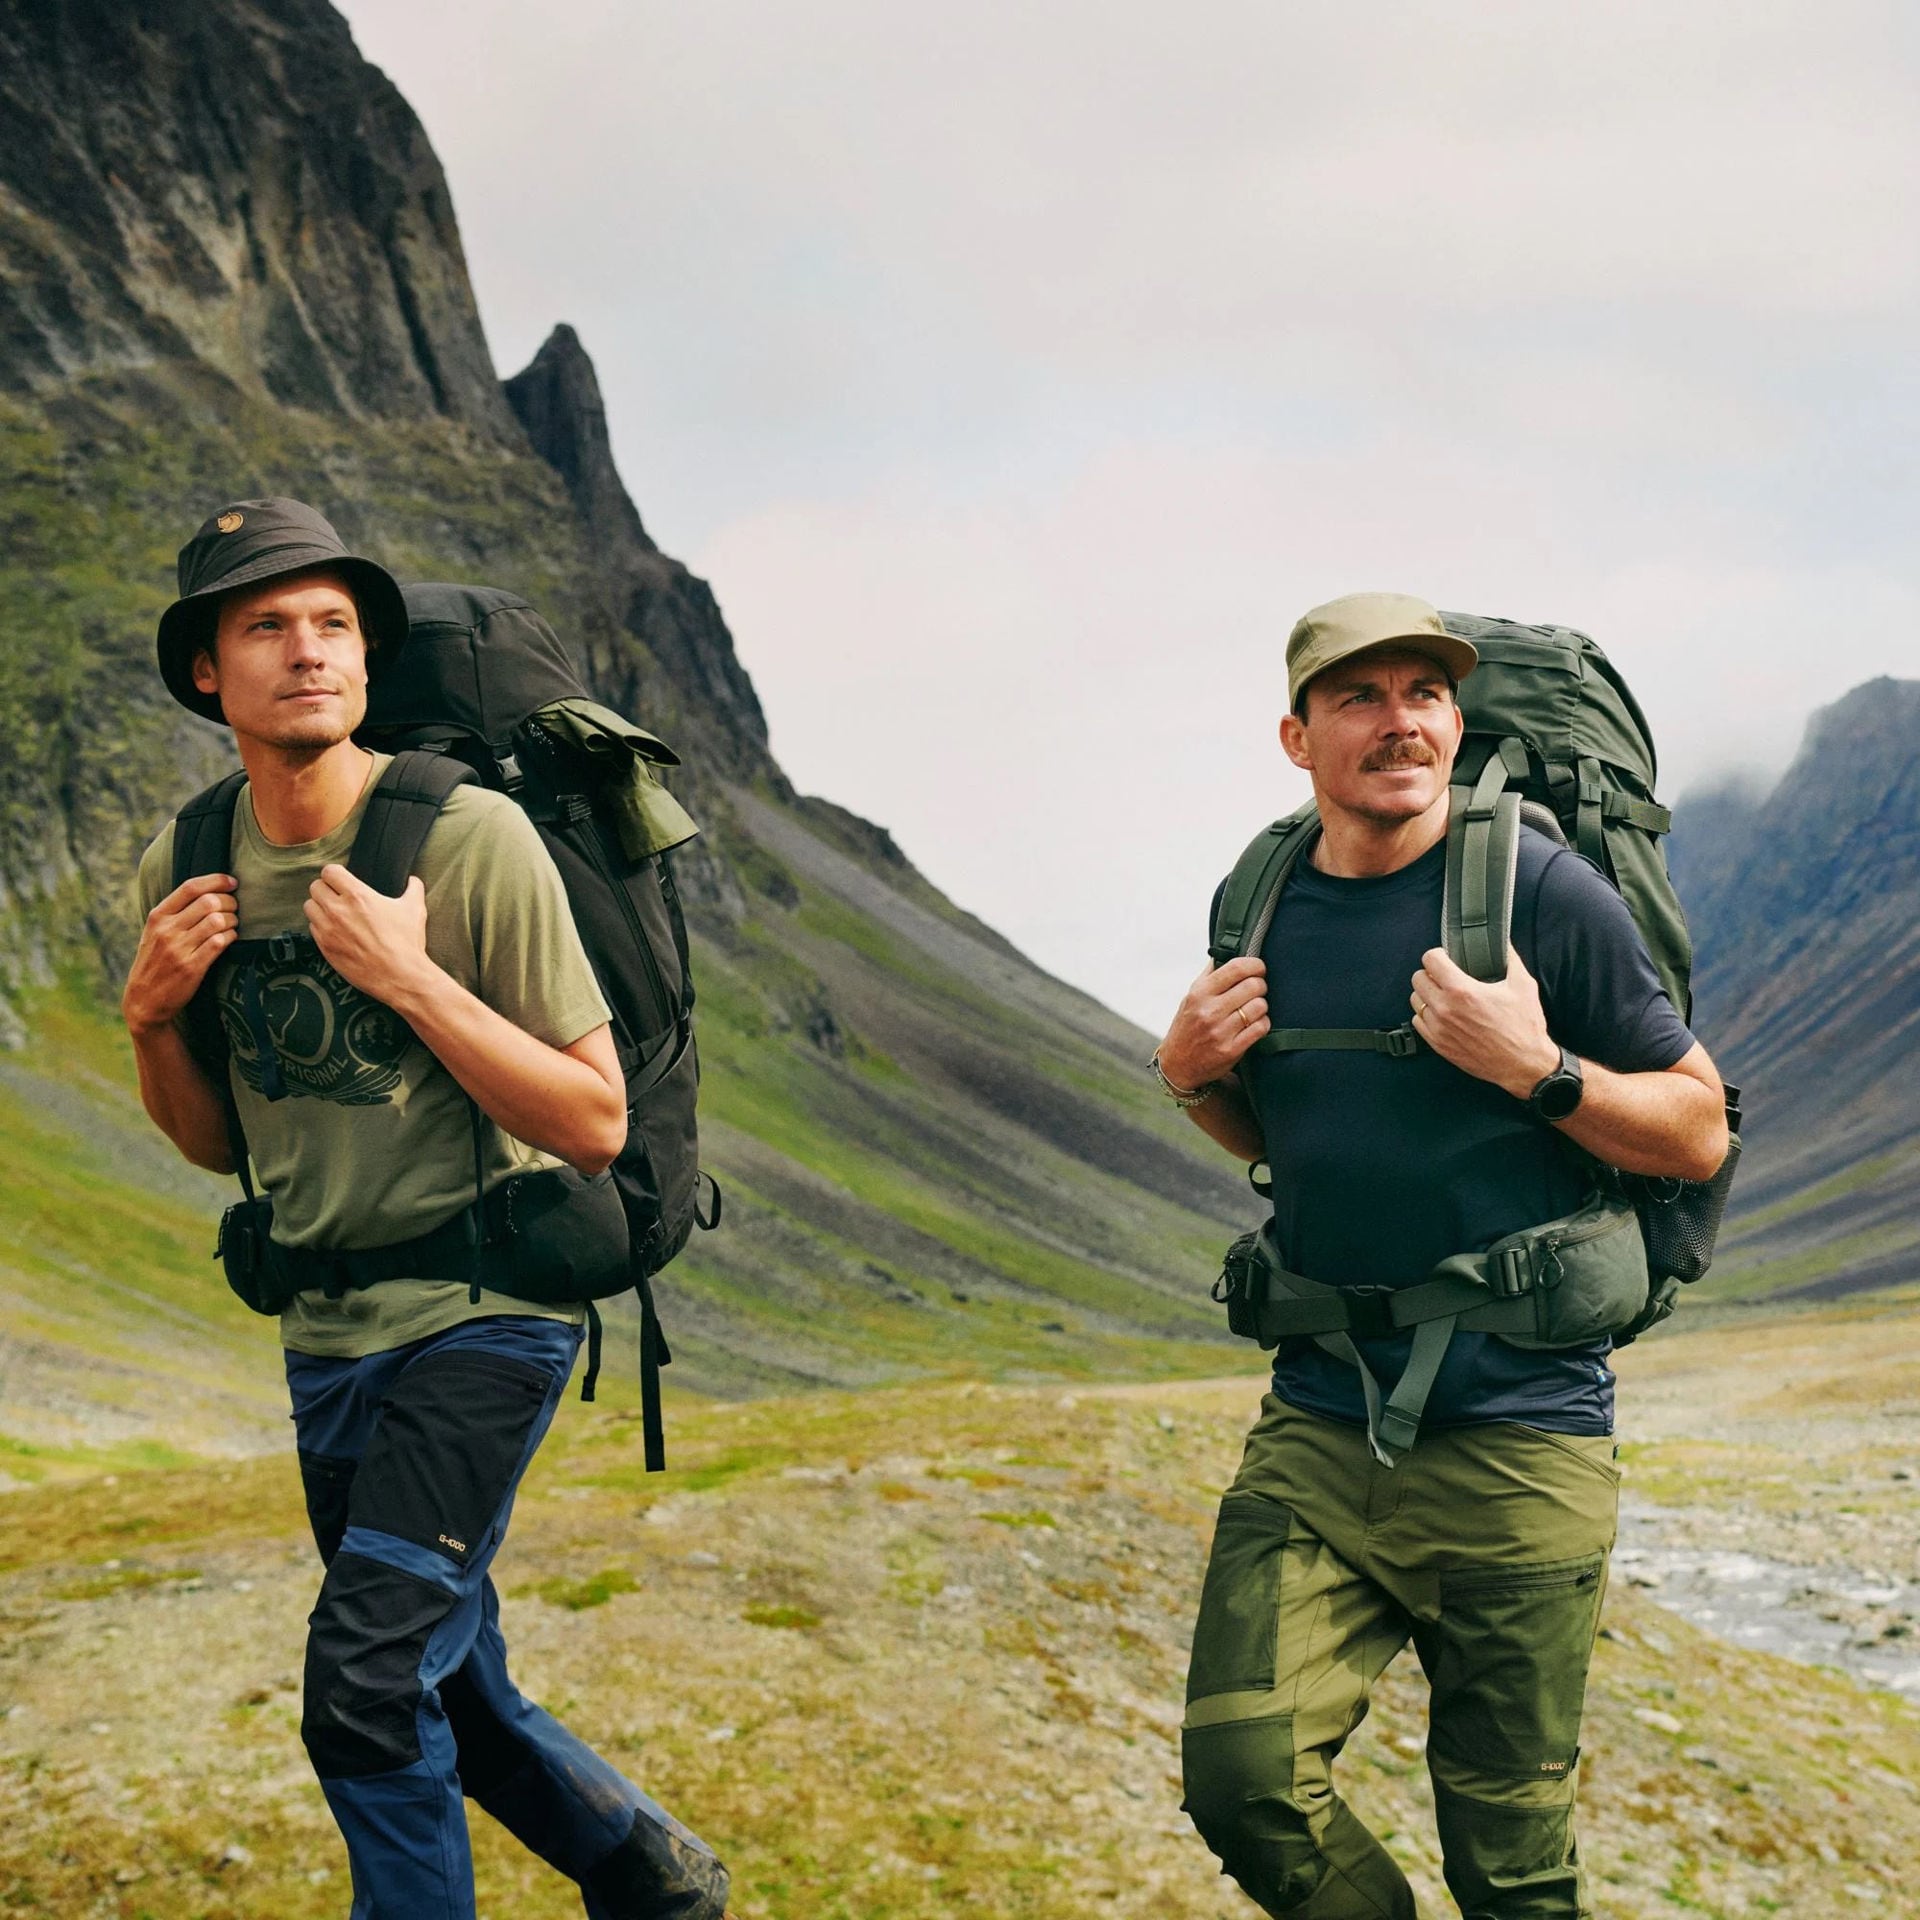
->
xmin=1286 ymin=591 xmax=1478 ymax=710
xmin=156 ymin=497 xmax=409 ymax=724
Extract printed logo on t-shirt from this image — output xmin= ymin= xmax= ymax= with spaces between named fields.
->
xmin=217 ymin=950 xmax=418 ymax=1106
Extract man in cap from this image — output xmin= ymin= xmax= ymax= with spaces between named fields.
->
xmin=1155 ymin=593 xmax=1726 ymax=1918
xmin=123 ymin=500 xmax=731 ymax=1918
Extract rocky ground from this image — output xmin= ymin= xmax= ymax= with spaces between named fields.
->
xmin=3 ymin=1299 xmax=1920 ymax=1919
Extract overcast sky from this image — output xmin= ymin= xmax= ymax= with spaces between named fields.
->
xmin=340 ymin=2 xmax=1919 ymax=1027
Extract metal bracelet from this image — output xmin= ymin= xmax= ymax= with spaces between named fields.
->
xmin=1150 ymin=1049 xmax=1218 ymax=1109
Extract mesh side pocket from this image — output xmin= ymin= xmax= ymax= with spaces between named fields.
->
xmin=1632 ymin=1090 xmax=1743 ymax=1284
xmin=1212 ymin=1231 xmax=1270 ymax=1345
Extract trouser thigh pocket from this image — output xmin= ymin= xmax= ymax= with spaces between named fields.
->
xmin=1187 ymin=1489 xmax=1292 ymax=1704
xmin=298 ymin=1450 xmax=357 ymax=1566
xmin=1424 ymin=1553 xmax=1607 ymax=1786
xmin=350 ymin=1350 xmax=559 ymax=1573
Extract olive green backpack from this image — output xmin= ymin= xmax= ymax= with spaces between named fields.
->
xmin=1211 ymin=612 xmax=1691 ymax=1020
xmin=1208 ymin=612 xmax=1741 ymax=1462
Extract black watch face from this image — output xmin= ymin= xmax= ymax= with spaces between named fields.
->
xmin=1533 ymin=1064 xmax=1584 ymax=1122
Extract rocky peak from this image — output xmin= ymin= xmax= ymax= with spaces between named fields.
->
xmin=0 ymin=0 xmax=514 ymax=434
xmin=503 ymin=325 xmax=774 ymax=776
xmin=504 ymin=324 xmax=656 ymax=557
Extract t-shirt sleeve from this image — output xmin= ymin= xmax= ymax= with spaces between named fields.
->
xmin=134 ymin=822 xmax=177 ymax=919
xmin=1517 ymin=841 xmax=1695 ymax=1073
xmin=444 ymin=799 xmax=611 ymax=1051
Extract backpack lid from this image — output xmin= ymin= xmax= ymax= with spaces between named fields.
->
xmin=365 ymin=583 xmax=589 ymax=743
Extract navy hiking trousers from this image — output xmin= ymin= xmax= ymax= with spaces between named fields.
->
xmin=286 ymin=1316 xmax=729 ymax=1920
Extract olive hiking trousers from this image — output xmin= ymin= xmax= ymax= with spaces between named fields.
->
xmin=1181 ymin=1396 xmax=1619 ymax=1920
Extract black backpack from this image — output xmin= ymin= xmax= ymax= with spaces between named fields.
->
xmin=173 ymin=584 xmax=713 ymax=1468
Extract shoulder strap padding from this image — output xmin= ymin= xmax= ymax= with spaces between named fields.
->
xmin=347 ymin=750 xmax=477 ymax=897
xmin=171 ymin=771 xmax=250 ymax=890
xmin=1210 ymin=804 xmax=1320 ymax=967
xmin=1444 ymin=745 xmax=1523 ymax=981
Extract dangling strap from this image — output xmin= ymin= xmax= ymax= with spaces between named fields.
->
xmin=236 ymin=962 xmax=287 ymax=1101
xmin=582 ymin=1302 xmax=603 ymax=1404
xmin=639 ymin=1275 xmax=671 ymax=1472
xmin=1315 ymin=1317 xmax=1458 ymax=1467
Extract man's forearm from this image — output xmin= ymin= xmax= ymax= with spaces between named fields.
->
xmin=382 ymin=964 xmax=625 ymax=1173
xmin=130 ymin=1022 xmax=234 ymax=1174
xmin=1553 ymin=1047 xmax=1727 ymax=1181
xmin=1184 ymin=1081 xmax=1266 ymax=1162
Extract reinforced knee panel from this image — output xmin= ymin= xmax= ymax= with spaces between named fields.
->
xmin=303 ymin=1552 xmax=455 ymax=1778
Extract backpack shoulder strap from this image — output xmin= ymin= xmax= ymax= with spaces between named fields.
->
xmin=1443 ymin=741 xmax=1525 ymax=981
xmin=1209 ymin=804 xmax=1319 ymax=967
xmin=171 ymin=771 xmax=250 ymax=889
xmin=168 ymin=771 xmax=253 ymax=1186
xmin=1210 ymin=803 xmax=1423 ymax=1061
xmin=346 ymin=750 xmax=477 ymax=897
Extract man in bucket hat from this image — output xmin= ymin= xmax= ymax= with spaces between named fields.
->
xmin=1155 ymin=593 xmax=1726 ymax=1918
xmin=124 ymin=500 xmax=731 ymax=1918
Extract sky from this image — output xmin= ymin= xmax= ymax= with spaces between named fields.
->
xmin=339 ymin=1 xmax=1920 ymax=1028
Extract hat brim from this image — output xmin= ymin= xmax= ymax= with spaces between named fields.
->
xmin=157 ymin=553 xmax=409 ymax=726
xmin=1292 ymin=631 xmax=1479 ymax=710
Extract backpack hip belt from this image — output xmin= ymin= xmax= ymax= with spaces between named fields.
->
xmin=1215 ymin=1188 xmax=1649 ymax=1467
xmin=217 ymin=1161 xmax=633 ymax=1315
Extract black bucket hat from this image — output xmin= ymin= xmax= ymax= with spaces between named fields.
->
xmin=156 ymin=498 xmax=410 ymax=725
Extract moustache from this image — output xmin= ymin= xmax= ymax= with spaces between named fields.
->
xmin=1360 ymin=743 xmax=1439 ymax=772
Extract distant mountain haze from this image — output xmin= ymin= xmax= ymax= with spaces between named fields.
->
xmin=1671 ymin=677 xmax=1920 ymax=1301
xmin=0 ymin=0 xmax=1251 ymax=1428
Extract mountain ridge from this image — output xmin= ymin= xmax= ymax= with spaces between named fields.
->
xmin=1671 ymin=675 xmax=1920 ymax=1298
xmin=0 ymin=0 xmax=1251 ymax=1435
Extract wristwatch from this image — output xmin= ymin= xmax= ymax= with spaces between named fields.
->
xmin=1526 ymin=1045 xmax=1585 ymax=1122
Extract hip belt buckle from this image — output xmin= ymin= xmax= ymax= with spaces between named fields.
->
xmin=1342 ymin=1286 xmax=1399 ymax=1341
xmin=1488 ymin=1243 xmax=1537 ymax=1298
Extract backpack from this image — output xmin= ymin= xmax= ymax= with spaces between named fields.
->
xmin=1212 ymin=613 xmax=1694 ymax=1018
xmin=173 ymin=583 xmax=714 ymax=1470
xmin=1205 ymin=612 xmax=1742 ymax=1457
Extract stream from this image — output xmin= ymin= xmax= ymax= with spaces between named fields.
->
xmin=1615 ymin=1499 xmax=1920 ymax=1701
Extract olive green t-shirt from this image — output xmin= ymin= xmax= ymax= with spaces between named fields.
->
xmin=136 ymin=753 xmax=612 ymax=1358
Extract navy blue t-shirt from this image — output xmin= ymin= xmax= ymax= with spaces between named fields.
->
xmin=1222 ymin=826 xmax=1695 ymax=1434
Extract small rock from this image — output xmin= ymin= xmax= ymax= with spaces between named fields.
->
xmin=307 ymin=1867 xmax=332 ymax=1884
xmin=232 ymin=1580 xmax=253 ymax=1594
xmin=706 ymin=1726 xmax=737 ymax=1743
xmin=1892 ymin=1466 xmax=1914 ymax=1481
xmin=1627 ymin=1570 xmax=1664 ymax=1589
xmin=1155 ymin=1414 xmax=1176 ymax=1433
xmin=685 ymin=1552 xmax=721 ymax=1569
xmin=218 ymin=1844 xmax=252 ymax=1868
xmin=1683 ymin=1746 xmax=1721 ymax=1768
xmin=87 ymin=1722 xmax=112 ymax=1735
xmin=1057 ymin=1395 xmax=1079 ymax=1410
xmin=1633 ymin=1708 xmax=1684 ymax=1735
